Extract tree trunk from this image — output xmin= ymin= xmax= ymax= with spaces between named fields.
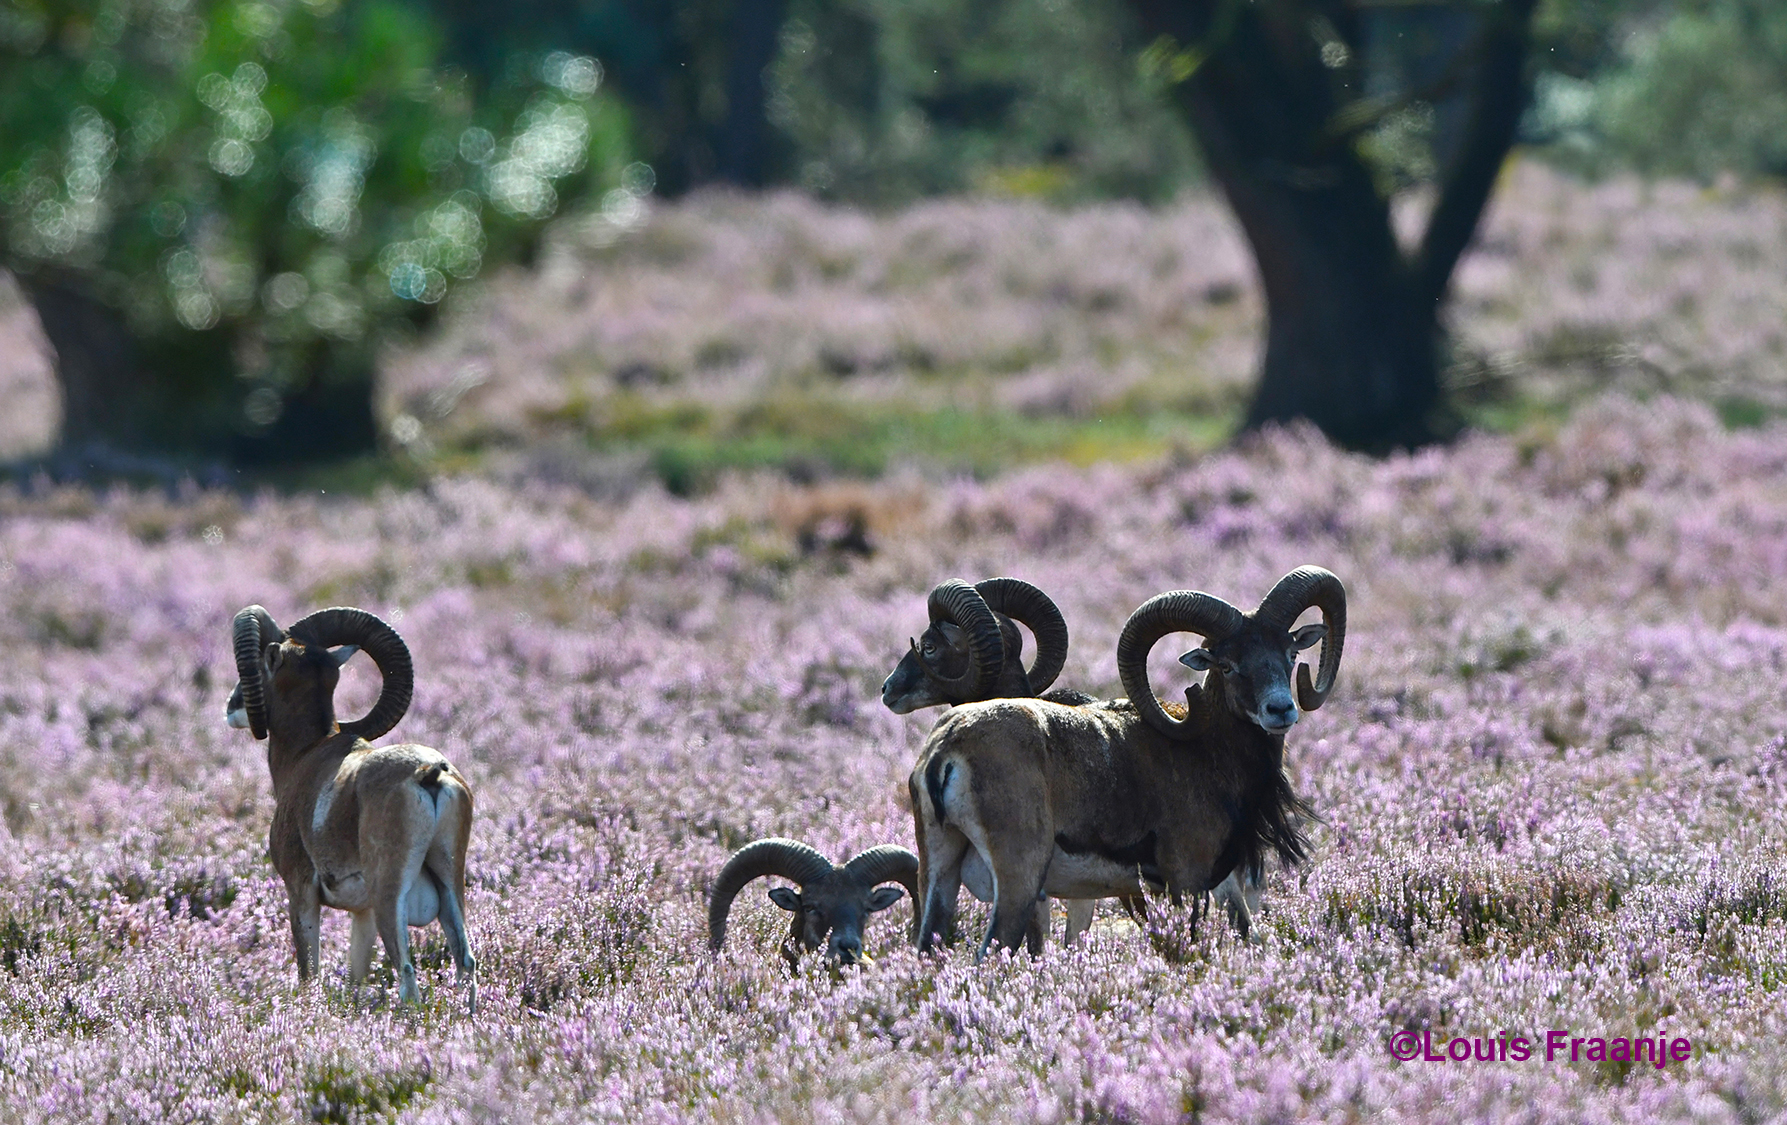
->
xmin=714 ymin=0 xmax=790 ymax=187
xmin=1128 ymin=0 xmax=1537 ymax=452
xmin=1212 ymin=139 xmax=1444 ymax=449
xmin=20 ymin=270 xmax=376 ymax=469
xmin=20 ymin=272 xmax=152 ymax=452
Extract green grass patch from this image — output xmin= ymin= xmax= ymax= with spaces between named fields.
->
xmin=584 ymin=393 xmax=1235 ymax=496
xmin=303 ymin=1062 xmax=431 ymax=1123
xmin=253 ymin=453 xmax=433 ymax=496
xmin=1715 ymin=395 xmax=1773 ymax=429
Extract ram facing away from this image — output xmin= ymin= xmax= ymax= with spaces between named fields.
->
xmin=908 ymin=567 xmax=1344 ymax=959
xmin=226 ymin=606 xmax=476 ymax=1010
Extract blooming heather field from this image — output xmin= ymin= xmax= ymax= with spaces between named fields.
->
xmin=7 ymin=397 xmax=1787 ymax=1120
xmin=375 ymin=161 xmax=1787 ymax=473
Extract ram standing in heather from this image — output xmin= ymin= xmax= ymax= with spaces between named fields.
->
xmin=226 ymin=605 xmax=477 ymax=1011
xmin=882 ymin=576 xmax=1260 ymax=947
xmin=909 ymin=567 xmax=1344 ymax=958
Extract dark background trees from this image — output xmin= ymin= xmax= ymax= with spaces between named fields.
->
xmin=1 ymin=0 xmax=630 ymax=470
xmin=2 ymin=0 xmax=1778 ymax=471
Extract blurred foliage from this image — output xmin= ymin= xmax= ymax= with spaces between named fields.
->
xmin=1531 ymin=0 xmax=1787 ymax=178
xmin=419 ymin=0 xmax=776 ymax=193
xmin=767 ymin=0 xmax=1201 ymax=203
xmin=0 ymin=0 xmax=632 ymax=457
xmin=418 ymin=0 xmax=1202 ymax=204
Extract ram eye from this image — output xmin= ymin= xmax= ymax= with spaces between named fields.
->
xmin=1218 ymin=661 xmax=1238 ymax=676
xmin=921 ymin=642 xmax=935 ymax=656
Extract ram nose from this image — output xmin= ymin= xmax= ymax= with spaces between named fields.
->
xmin=830 ymin=934 xmax=864 ymax=967
xmin=1258 ymin=694 xmax=1298 ymax=732
xmin=881 ymin=648 xmax=923 ymax=714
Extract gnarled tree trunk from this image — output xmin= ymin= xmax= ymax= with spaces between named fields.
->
xmin=1127 ymin=0 xmax=1538 ymax=452
xmin=19 ymin=273 xmax=152 ymax=453
xmin=20 ymin=270 xmax=375 ymax=470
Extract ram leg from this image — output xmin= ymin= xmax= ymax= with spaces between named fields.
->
xmin=1063 ymin=899 xmax=1096 ymax=945
xmin=349 ymin=910 xmax=377 ymax=984
xmin=1213 ymin=871 xmax=1256 ymax=943
xmin=911 ymin=764 xmax=972 ymax=952
xmin=372 ymin=878 xmax=418 ymax=1005
xmin=286 ymin=879 xmax=322 ymax=985
xmin=370 ymin=836 xmax=432 ymax=1005
xmin=1025 ymin=900 xmax=1049 ymax=955
xmin=916 ymin=825 xmax=968 ymax=952
xmin=981 ymin=882 xmax=1044 ymax=961
xmin=426 ymin=853 xmax=477 ymax=1013
xmin=975 ymin=843 xmax=1052 ymax=960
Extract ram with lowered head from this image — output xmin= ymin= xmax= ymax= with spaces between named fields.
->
xmin=708 ymin=838 xmax=919 ymax=970
xmin=909 ymin=566 xmax=1344 ymax=959
xmin=226 ymin=605 xmax=476 ymax=1010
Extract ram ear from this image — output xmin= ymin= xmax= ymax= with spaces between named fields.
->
xmin=330 ymin=644 xmax=360 ymax=667
xmin=767 ymin=887 xmax=802 ymax=912
xmin=1178 ymin=648 xmax=1213 ymax=670
xmin=1291 ymin=624 xmax=1326 ymax=652
xmin=866 ymin=886 xmax=905 ymax=912
xmin=264 ymin=642 xmax=285 ymax=672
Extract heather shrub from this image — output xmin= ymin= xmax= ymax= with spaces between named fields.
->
xmin=6 ymin=396 xmax=1787 ymax=1118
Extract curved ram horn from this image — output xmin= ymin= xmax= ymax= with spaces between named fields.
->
xmin=707 ymin=838 xmax=835 ymax=952
xmin=841 ymin=844 xmax=921 ymax=943
xmin=1116 ymin=590 xmax=1246 ymax=740
xmin=287 ymin=607 xmax=415 ymax=741
xmin=925 ymin=580 xmax=1004 ymax=701
xmin=1254 ymin=566 xmax=1346 ymax=711
xmin=231 ymin=605 xmax=285 ymax=741
xmin=975 ymin=577 xmax=1069 ymax=694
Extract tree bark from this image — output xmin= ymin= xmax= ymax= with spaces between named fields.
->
xmin=19 ymin=270 xmax=375 ymax=469
xmin=1127 ymin=0 xmax=1537 ymax=452
xmin=714 ymin=0 xmax=790 ymax=187
xmin=19 ymin=272 xmax=151 ymax=452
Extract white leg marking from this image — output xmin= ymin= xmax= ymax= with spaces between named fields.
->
xmin=349 ymin=911 xmax=377 ymax=984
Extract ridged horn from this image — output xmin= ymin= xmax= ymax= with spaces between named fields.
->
xmin=287 ymin=607 xmax=414 ymax=741
xmin=708 ymin=838 xmax=835 ymax=952
xmin=231 ymin=605 xmax=285 ymax=741
xmin=841 ymin=844 xmax=921 ymax=942
xmin=975 ymin=577 xmax=1068 ymax=694
xmin=1254 ymin=566 xmax=1346 ymax=711
xmin=1116 ymin=590 xmax=1247 ymax=740
xmin=926 ymin=580 xmax=1004 ymax=701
